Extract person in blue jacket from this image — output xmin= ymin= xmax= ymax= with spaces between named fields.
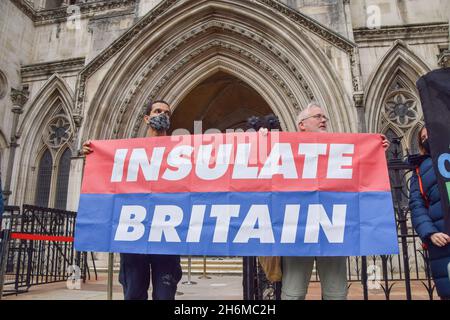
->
xmin=409 ymin=126 xmax=450 ymax=299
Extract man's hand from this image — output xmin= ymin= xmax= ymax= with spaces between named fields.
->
xmin=81 ymin=140 xmax=93 ymax=156
xmin=381 ymin=134 xmax=390 ymax=151
xmin=430 ymin=233 xmax=450 ymax=247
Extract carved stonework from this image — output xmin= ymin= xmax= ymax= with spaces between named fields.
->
xmin=43 ymin=115 xmax=73 ymax=149
xmin=10 ymin=88 xmax=29 ymax=109
xmin=75 ymin=0 xmax=356 ymax=114
xmin=125 ymin=39 xmax=305 ymax=138
xmin=384 ymin=91 xmax=419 ymax=128
xmin=353 ymin=92 xmax=364 ymax=108
xmin=354 ymin=23 xmax=449 ymax=43
xmin=438 ymin=50 xmax=450 ymax=68
xmin=21 ymin=58 xmax=86 ymax=80
xmin=10 ymin=0 xmax=136 ymax=25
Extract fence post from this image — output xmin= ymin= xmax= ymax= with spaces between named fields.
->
xmin=0 ymin=229 xmax=11 ymax=299
xmin=243 ymin=256 xmax=255 ymax=300
xmin=107 ymin=253 xmax=114 ymax=300
xmin=182 ymin=256 xmax=197 ymax=285
xmin=198 ymin=256 xmax=210 ymax=279
xmin=361 ymin=256 xmax=368 ymax=300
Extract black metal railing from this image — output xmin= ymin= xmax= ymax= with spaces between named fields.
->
xmin=0 ymin=205 xmax=93 ymax=297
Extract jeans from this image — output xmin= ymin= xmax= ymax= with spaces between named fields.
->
xmin=119 ymin=253 xmax=182 ymax=300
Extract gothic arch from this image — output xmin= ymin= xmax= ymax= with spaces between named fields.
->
xmin=365 ymin=40 xmax=431 ymax=133
xmin=77 ymin=0 xmax=357 ymax=143
xmin=13 ymin=74 xmax=75 ymax=205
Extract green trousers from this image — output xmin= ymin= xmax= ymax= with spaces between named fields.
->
xmin=281 ymin=256 xmax=348 ymax=300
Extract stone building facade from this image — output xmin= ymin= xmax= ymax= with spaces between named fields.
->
xmin=0 ymin=0 xmax=449 ymax=212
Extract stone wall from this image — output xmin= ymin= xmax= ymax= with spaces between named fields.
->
xmin=0 ymin=0 xmax=34 ymax=178
xmin=350 ymin=0 xmax=450 ymax=29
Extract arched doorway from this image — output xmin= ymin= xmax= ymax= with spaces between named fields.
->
xmin=169 ymin=71 xmax=273 ymax=134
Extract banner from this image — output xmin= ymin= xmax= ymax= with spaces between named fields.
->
xmin=74 ymin=132 xmax=399 ymax=256
xmin=417 ymin=68 xmax=450 ymax=234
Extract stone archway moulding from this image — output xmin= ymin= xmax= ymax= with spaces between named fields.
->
xmin=76 ymin=0 xmax=359 ymax=143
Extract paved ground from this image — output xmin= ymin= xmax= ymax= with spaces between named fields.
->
xmin=2 ymin=273 xmax=439 ymax=300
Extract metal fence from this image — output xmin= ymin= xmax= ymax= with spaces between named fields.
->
xmin=244 ymin=141 xmax=436 ymax=300
xmin=0 ymin=205 xmax=93 ymax=297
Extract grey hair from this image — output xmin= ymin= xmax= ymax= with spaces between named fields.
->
xmin=297 ymin=102 xmax=324 ymax=124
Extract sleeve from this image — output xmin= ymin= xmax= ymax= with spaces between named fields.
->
xmin=409 ymin=172 xmax=439 ymax=241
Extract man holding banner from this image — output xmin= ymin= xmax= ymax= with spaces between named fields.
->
xmin=82 ymin=101 xmax=182 ymax=300
xmin=75 ymin=101 xmax=399 ymax=300
xmin=280 ymin=103 xmax=391 ymax=300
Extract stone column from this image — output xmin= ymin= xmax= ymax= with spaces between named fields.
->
xmin=3 ymin=88 xmax=29 ymax=205
xmin=66 ymin=113 xmax=84 ymax=212
xmin=353 ymin=92 xmax=367 ymax=133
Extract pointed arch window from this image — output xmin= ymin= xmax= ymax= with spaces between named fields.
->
xmin=55 ymin=148 xmax=71 ymax=209
xmin=35 ymin=149 xmax=53 ymax=207
xmin=34 ymin=106 xmax=74 ymax=209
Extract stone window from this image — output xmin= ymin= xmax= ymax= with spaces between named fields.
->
xmin=35 ymin=149 xmax=52 ymax=207
xmin=34 ymin=108 xmax=73 ymax=209
xmin=54 ymin=148 xmax=71 ymax=209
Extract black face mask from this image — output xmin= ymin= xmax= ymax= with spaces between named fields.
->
xmin=148 ymin=114 xmax=170 ymax=132
xmin=422 ymin=139 xmax=431 ymax=154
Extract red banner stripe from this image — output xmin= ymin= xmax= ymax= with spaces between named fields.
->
xmin=10 ymin=233 xmax=74 ymax=242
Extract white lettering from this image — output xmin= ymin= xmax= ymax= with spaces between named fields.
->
xmin=126 ymin=147 xmax=165 ymax=182
xmin=327 ymin=144 xmax=354 ymax=179
xmin=210 ymin=205 xmax=240 ymax=243
xmin=114 ymin=205 xmax=146 ymax=241
xmin=233 ymin=205 xmax=275 ymax=243
xmin=162 ymin=145 xmax=194 ymax=181
xmin=148 ymin=205 xmax=183 ymax=242
xmin=298 ymin=144 xmax=327 ymax=179
xmin=111 ymin=149 xmax=128 ymax=182
xmin=196 ymin=144 xmax=233 ymax=180
xmin=259 ymin=143 xmax=298 ymax=179
xmin=304 ymin=204 xmax=347 ymax=243
xmin=280 ymin=205 xmax=300 ymax=243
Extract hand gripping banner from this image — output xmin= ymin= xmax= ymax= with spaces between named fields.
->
xmin=74 ymin=132 xmax=399 ymax=256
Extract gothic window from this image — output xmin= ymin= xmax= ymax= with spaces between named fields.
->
xmin=34 ymin=107 xmax=73 ymax=209
xmin=35 ymin=149 xmax=52 ymax=207
xmin=380 ymin=77 xmax=423 ymax=157
xmin=54 ymin=148 xmax=71 ymax=209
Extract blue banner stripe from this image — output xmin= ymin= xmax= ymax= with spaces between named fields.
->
xmin=74 ymin=191 xmax=399 ymax=256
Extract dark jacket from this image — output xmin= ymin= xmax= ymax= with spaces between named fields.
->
xmin=409 ymin=155 xmax=450 ymax=298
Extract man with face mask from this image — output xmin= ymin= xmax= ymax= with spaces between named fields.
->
xmin=82 ymin=100 xmax=182 ymax=300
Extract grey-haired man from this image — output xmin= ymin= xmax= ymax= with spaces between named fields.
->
xmin=281 ymin=103 xmax=390 ymax=300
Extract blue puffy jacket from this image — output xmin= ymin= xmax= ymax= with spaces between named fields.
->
xmin=409 ymin=155 xmax=450 ymax=298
